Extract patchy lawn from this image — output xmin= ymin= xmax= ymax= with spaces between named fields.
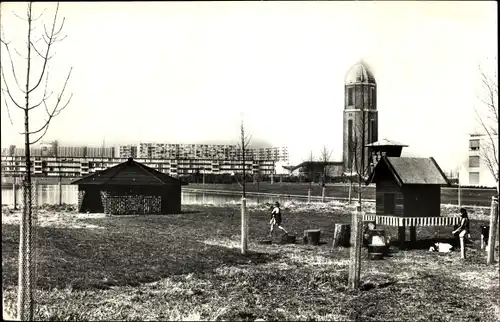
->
xmin=2 ymin=202 xmax=499 ymax=321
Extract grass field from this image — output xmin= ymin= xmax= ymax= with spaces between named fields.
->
xmin=2 ymin=201 xmax=499 ymax=321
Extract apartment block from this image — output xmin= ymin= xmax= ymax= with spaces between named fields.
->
xmin=115 ymin=145 xmax=138 ymax=158
xmin=1 ymin=155 xmax=277 ymax=178
xmin=2 ymin=144 xmax=115 ymax=158
xmin=458 ymin=133 xmax=498 ymax=187
xmin=133 ymin=142 xmax=288 ymax=161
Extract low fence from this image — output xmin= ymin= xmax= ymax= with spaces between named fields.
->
xmin=362 ymin=214 xmax=461 ymax=227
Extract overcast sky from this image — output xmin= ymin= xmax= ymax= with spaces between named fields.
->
xmin=0 ymin=1 xmax=497 ymax=171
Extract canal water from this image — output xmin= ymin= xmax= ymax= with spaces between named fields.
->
xmin=1 ymin=184 xmax=495 ymax=207
xmin=1 ymin=185 xmax=310 ymax=207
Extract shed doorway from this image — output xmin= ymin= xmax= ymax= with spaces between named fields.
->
xmin=384 ymin=193 xmax=396 ymax=215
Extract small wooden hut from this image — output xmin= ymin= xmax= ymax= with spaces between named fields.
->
xmin=364 ymin=156 xmax=460 ymax=245
xmin=71 ymin=157 xmax=188 ymax=215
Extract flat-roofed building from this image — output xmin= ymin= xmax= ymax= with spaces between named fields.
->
xmin=458 ymin=133 xmax=498 ymax=188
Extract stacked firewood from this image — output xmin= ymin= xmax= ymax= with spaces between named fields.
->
xmin=102 ymin=193 xmax=161 ymax=215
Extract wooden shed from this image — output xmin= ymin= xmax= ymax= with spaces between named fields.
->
xmin=71 ymin=157 xmax=188 ymax=215
xmin=364 ymin=156 xmax=459 ymax=245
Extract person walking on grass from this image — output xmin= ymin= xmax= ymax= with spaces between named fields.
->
xmin=269 ymin=201 xmax=288 ymax=238
xmin=452 ymin=207 xmax=470 ymax=258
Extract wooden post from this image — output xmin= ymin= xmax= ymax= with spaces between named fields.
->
xmin=307 ymin=188 xmax=311 ymax=204
xmin=398 ymin=223 xmax=406 ymax=248
xmin=348 ymin=180 xmax=352 ymax=204
xmin=13 ymin=180 xmax=18 ymax=210
xmin=481 ymin=225 xmax=489 ymax=250
xmin=58 ymin=179 xmax=63 ymax=206
xmin=321 ymin=186 xmax=326 ymax=203
xmin=457 ymin=166 xmax=461 ymax=207
xmin=460 ymin=235 xmax=466 ymax=259
xmin=409 ymin=226 xmax=416 ymax=244
xmin=241 ymin=198 xmax=248 ymax=255
xmin=348 ymin=207 xmax=363 ymax=289
xmin=363 ymin=220 xmax=376 ymax=246
xmin=487 ymin=196 xmax=498 ymax=264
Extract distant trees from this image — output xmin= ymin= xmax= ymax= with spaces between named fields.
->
xmin=1 ymin=2 xmax=72 ymax=319
xmin=299 ymin=150 xmax=314 ymax=183
xmin=319 ymin=145 xmax=333 ymax=202
xmin=319 ymin=145 xmax=333 ymax=184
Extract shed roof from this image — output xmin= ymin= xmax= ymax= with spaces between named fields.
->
xmin=365 ymin=138 xmax=408 ymax=147
xmin=282 ymin=161 xmax=344 ymax=172
xmin=71 ymin=158 xmax=188 ymax=186
xmin=366 ymin=156 xmax=450 ymax=186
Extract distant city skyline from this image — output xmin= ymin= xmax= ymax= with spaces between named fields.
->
xmin=1 ymin=1 xmax=497 ymax=172
xmin=1 ymin=140 xmax=290 ymax=162
xmin=2 ymin=138 xmax=281 ymax=150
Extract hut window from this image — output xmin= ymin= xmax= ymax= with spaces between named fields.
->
xmin=348 ymin=88 xmax=354 ymax=106
xmin=384 ymin=193 xmax=396 ymax=215
xmin=469 ymin=172 xmax=479 ymax=185
xmin=468 ymin=156 xmax=479 ymax=168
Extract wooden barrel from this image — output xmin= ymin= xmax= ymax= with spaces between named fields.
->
xmin=281 ymin=234 xmax=296 ymax=244
xmin=333 ymin=224 xmax=350 ymax=247
xmin=368 ymin=245 xmax=387 ymax=260
xmin=303 ymin=229 xmax=321 ymax=246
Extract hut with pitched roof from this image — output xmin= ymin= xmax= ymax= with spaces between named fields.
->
xmin=71 ymin=157 xmax=187 ymax=215
xmin=364 ymin=156 xmax=460 ymax=245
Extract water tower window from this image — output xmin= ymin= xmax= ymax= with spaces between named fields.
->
xmin=371 ymin=87 xmax=376 ymax=107
xmin=370 ymin=119 xmax=377 ymax=143
xmin=348 ymin=88 xmax=354 ymax=106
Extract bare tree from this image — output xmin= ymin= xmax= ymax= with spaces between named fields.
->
xmin=346 ymin=133 xmax=367 ymax=203
xmin=237 ymin=118 xmax=251 ymax=255
xmin=301 ymin=150 xmax=315 ymax=183
xmin=474 ymin=57 xmax=499 ymax=268
xmin=1 ymin=3 xmax=72 ymax=320
xmin=235 ymin=118 xmax=252 ymax=197
xmin=345 ymin=116 xmax=372 ymax=289
xmin=474 ymin=56 xmax=498 ymax=194
xmin=319 ymin=145 xmax=333 ymax=202
xmin=346 ymin=132 xmax=364 ymax=289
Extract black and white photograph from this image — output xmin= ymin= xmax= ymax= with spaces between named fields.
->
xmin=1 ymin=1 xmax=498 ymax=321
